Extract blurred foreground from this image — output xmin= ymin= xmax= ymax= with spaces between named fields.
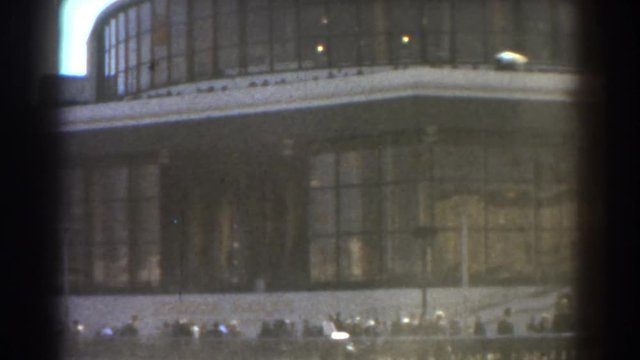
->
xmin=64 ymin=335 xmax=576 ymax=360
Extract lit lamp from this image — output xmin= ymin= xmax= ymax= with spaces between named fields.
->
xmin=316 ymin=44 xmax=326 ymax=54
xmin=401 ymin=34 xmax=411 ymax=44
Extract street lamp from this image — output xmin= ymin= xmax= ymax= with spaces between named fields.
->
xmin=412 ymin=226 xmax=437 ymax=321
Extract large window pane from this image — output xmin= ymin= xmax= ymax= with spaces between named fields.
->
xmin=339 ymin=235 xmax=378 ymax=281
xmin=486 ymin=147 xmax=534 ymax=182
xmin=486 ymin=190 xmax=534 ymax=229
xmin=140 ymin=2 xmax=152 ymax=32
xmin=454 ymin=0 xmax=484 ymax=62
xmin=521 ymin=0 xmax=552 ymax=62
xmin=310 ymin=237 xmax=336 ymax=282
xmin=434 ymin=187 xmax=484 ymax=229
xmin=247 ymin=43 xmax=270 ymax=73
xmin=170 ymin=24 xmax=187 ymax=55
xmin=310 ymin=153 xmax=335 ymax=187
xmin=171 ymin=55 xmax=187 ymax=83
xmin=423 ymin=0 xmax=451 ymax=63
xmin=133 ymin=243 xmax=161 ymax=286
xmin=329 ymin=2 xmax=357 ymax=35
xmin=382 ymin=184 xmax=418 ymax=231
xmin=193 ymin=18 xmax=214 ymax=51
xmin=339 ymin=150 xmax=377 ymax=185
xmin=247 ymin=10 xmax=269 ymax=44
xmin=310 ymin=189 xmax=336 ymax=236
xmin=386 ymin=233 xmax=421 ymax=279
xmin=272 ymin=8 xmax=296 ymax=41
xmin=434 ymin=145 xmax=484 ymax=181
xmin=217 ymin=47 xmax=240 ymax=75
xmin=360 ymin=35 xmax=390 ymax=65
xmin=273 ymin=41 xmax=297 ymax=70
xmin=127 ymin=6 xmax=138 ymax=37
xmin=217 ymin=14 xmax=239 ymax=47
xmin=194 ymin=49 xmax=214 ymax=79
xmin=300 ymin=4 xmax=327 ymax=37
xmin=381 ymin=146 xmax=421 ymax=183
xmin=153 ymin=58 xmax=169 ymax=86
xmin=169 ymin=0 xmax=188 ymax=24
xmin=486 ymin=231 xmax=534 ymax=283
xmin=339 ymin=188 xmax=362 ymax=233
xmin=331 ymin=36 xmax=358 ymax=67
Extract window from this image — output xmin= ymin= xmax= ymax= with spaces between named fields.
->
xmin=61 ymin=163 xmax=161 ymax=292
xmin=308 ymin=132 xmax=576 ymax=287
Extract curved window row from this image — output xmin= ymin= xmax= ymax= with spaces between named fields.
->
xmin=95 ymin=0 xmax=578 ymax=99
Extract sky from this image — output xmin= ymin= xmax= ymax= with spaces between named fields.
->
xmin=59 ymin=0 xmax=119 ymax=75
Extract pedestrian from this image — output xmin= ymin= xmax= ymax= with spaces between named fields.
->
xmin=473 ymin=315 xmax=487 ymax=337
xmin=496 ymin=307 xmax=515 ymax=335
xmin=118 ymin=314 xmax=139 ymax=336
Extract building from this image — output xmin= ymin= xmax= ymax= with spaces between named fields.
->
xmin=55 ymin=0 xmax=588 ymax=337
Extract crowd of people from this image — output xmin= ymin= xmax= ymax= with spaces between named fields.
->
xmin=68 ymin=292 xmax=575 ymax=340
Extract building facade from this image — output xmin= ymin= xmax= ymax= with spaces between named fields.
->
xmin=56 ymin=0 xmax=585 ymax=336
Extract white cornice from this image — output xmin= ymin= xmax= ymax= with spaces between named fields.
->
xmin=56 ymin=67 xmax=591 ymax=132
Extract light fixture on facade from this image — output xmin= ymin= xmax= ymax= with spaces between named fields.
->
xmin=401 ymin=34 xmax=411 ymax=44
xmin=320 ymin=15 xmax=329 ymax=25
xmin=316 ymin=44 xmax=326 ymax=54
xmin=494 ymin=50 xmax=528 ymax=71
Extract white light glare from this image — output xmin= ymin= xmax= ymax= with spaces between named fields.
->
xmin=330 ymin=331 xmax=350 ymax=340
xmin=495 ymin=51 xmax=528 ymax=64
xmin=191 ymin=325 xmax=200 ymax=338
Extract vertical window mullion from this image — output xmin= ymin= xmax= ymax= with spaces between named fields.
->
xmin=449 ymin=0 xmax=457 ymax=67
xmin=136 ymin=5 xmax=141 ymax=92
xmin=481 ymin=0 xmax=489 ymax=64
xmin=238 ymin=0 xmax=247 ymax=74
xmin=166 ymin=0 xmax=172 ymax=83
xmin=334 ymin=152 xmax=341 ymax=282
xmin=123 ymin=11 xmax=128 ymax=95
xmin=355 ymin=0 xmax=363 ymax=66
xmin=186 ymin=0 xmax=194 ymax=81
xmin=127 ymin=163 xmax=136 ymax=288
xmin=482 ymin=134 xmax=488 ymax=280
xmin=376 ymin=144 xmax=385 ymax=279
xmin=419 ymin=0 xmax=427 ymax=64
xmin=294 ymin=0 xmax=302 ymax=70
xmin=150 ymin=0 xmax=156 ymax=87
xmin=532 ymin=152 xmax=540 ymax=282
xmin=268 ymin=0 xmax=274 ymax=72
xmin=322 ymin=0 xmax=332 ymax=69
xmin=84 ymin=168 xmax=95 ymax=290
xmin=212 ymin=0 xmax=219 ymax=76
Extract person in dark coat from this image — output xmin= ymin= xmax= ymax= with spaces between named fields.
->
xmin=496 ymin=307 xmax=515 ymax=335
xmin=473 ymin=315 xmax=487 ymax=337
xmin=118 ymin=314 xmax=139 ymax=336
xmin=552 ymin=298 xmax=573 ymax=333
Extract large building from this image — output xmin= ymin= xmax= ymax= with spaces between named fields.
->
xmin=55 ymin=0 xmax=588 ymax=337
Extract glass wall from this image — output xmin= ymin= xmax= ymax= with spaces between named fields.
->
xmin=96 ymin=0 xmax=579 ymax=99
xmin=60 ymin=163 xmax=161 ymax=292
xmin=308 ymin=133 xmax=577 ymax=286
xmin=60 ymin=129 xmax=577 ymax=293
